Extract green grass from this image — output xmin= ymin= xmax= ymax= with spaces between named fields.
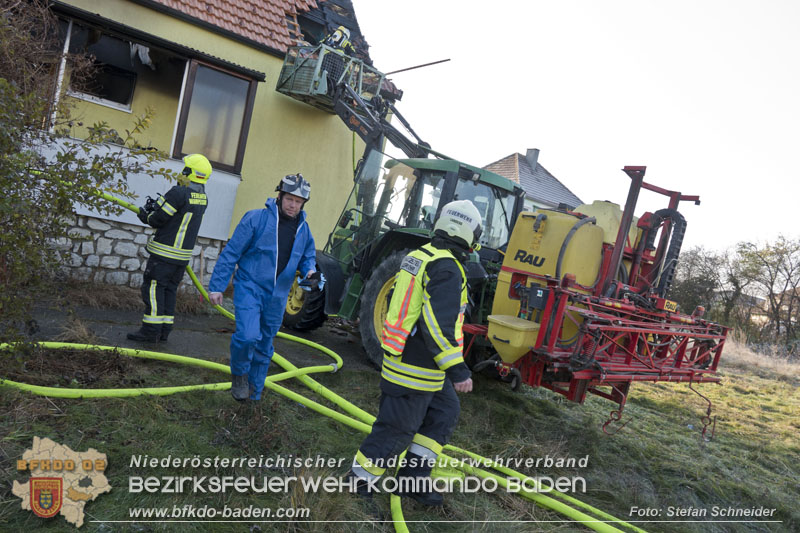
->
xmin=0 ymin=340 xmax=797 ymax=532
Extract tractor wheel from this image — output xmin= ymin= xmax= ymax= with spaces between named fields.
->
xmin=359 ymin=250 xmax=410 ymax=369
xmin=283 ymin=277 xmax=327 ymax=331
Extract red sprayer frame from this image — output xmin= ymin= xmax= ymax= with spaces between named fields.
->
xmin=464 ymin=167 xmax=727 ymax=435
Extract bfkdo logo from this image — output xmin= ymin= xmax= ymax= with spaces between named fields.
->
xmin=12 ymin=437 xmax=111 ymax=528
xmin=30 ymin=478 xmax=63 ymax=518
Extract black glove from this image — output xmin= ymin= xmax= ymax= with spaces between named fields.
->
xmin=299 ymin=271 xmax=324 ymax=290
xmin=137 ymin=207 xmax=149 ymax=224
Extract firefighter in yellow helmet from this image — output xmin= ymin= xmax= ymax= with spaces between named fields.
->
xmin=127 ymin=153 xmax=211 ymax=342
xmin=349 ymin=200 xmax=482 ymax=506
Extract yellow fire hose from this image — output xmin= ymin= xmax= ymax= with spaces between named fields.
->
xmin=0 ymin=189 xmax=646 ymax=533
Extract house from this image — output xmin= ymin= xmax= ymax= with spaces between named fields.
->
xmin=47 ymin=0 xmax=371 ymax=287
xmin=483 ymin=148 xmax=582 ymax=211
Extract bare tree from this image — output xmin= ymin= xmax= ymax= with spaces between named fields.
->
xmin=737 ymin=237 xmax=800 ymax=345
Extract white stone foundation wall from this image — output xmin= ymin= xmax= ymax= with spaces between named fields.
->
xmin=57 ymin=215 xmax=223 ymax=291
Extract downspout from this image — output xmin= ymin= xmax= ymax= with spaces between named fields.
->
xmin=169 ymin=60 xmax=191 ymax=157
xmin=49 ymin=19 xmax=72 ymax=132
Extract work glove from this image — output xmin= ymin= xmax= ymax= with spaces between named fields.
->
xmin=137 ymin=207 xmax=149 ymax=224
xmin=298 ymin=271 xmax=326 ymax=291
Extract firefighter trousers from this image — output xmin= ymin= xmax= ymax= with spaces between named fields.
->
xmin=355 ymin=379 xmax=460 ymax=481
xmin=139 ymin=256 xmax=185 ymax=336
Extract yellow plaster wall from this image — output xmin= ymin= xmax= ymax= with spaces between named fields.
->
xmin=61 ymin=0 xmax=363 ymax=243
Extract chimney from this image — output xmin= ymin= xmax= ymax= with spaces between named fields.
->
xmin=525 ymin=148 xmax=540 ymax=170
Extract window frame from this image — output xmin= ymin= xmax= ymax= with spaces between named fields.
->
xmin=172 ymin=60 xmax=258 ymax=174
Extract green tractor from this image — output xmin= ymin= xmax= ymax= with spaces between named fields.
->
xmin=277 ymin=44 xmax=525 ymax=366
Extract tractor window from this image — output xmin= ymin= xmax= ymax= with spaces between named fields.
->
xmin=453 ymin=180 xmax=516 ymax=250
xmin=380 ymin=166 xmax=444 ymax=229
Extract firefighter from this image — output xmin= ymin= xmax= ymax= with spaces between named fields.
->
xmin=207 ymin=174 xmax=318 ymax=401
xmin=349 ymin=200 xmax=482 ymax=506
xmin=321 ymin=25 xmax=355 ymax=95
xmin=323 ymin=25 xmax=354 ymax=54
xmin=127 ymin=153 xmax=211 ymax=343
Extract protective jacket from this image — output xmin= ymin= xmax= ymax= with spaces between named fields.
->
xmin=380 ymin=243 xmax=470 ymax=392
xmin=208 ymin=198 xmax=315 ymax=401
xmin=145 ymin=183 xmax=207 ymax=265
xmin=208 ymin=198 xmax=315 ymax=298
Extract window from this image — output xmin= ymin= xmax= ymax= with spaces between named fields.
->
xmin=173 ymin=61 xmax=257 ymax=174
xmin=453 ymin=179 xmax=516 ymax=250
xmin=66 ymin=22 xmax=137 ymax=110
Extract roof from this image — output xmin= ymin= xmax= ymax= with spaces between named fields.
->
xmin=144 ymin=0 xmax=318 ymax=52
xmin=484 ymin=152 xmax=582 ymax=209
xmin=53 ymin=1 xmax=268 ymax=80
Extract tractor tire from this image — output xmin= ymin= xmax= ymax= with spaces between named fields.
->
xmin=359 ymin=249 xmax=410 ymax=369
xmin=283 ymin=277 xmax=327 ymax=331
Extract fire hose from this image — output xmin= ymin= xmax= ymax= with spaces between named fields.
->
xmin=0 ymin=189 xmax=646 ymax=533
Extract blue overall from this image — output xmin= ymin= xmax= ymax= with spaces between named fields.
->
xmin=209 ymin=198 xmax=316 ymax=399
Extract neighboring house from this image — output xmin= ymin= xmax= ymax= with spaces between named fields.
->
xmin=47 ymin=0 xmax=370 ymax=288
xmin=483 ymin=148 xmax=582 ymax=211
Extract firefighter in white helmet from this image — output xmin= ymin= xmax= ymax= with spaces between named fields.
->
xmin=349 ymin=200 xmax=482 ymax=506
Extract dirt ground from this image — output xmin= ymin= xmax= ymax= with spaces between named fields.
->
xmin=27 ymin=298 xmax=376 ymax=378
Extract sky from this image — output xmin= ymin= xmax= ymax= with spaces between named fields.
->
xmin=349 ymin=0 xmax=800 ymax=251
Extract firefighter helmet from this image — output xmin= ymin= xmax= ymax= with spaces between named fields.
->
xmin=276 ymin=173 xmax=311 ymax=201
xmin=181 ymin=154 xmax=212 ymax=184
xmin=324 ymin=26 xmax=351 ymax=49
xmin=434 ymin=200 xmax=483 ymax=248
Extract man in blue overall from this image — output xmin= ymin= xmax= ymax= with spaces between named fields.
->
xmin=208 ymin=174 xmax=318 ymax=401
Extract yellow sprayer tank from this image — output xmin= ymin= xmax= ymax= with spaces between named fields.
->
xmin=488 ymin=209 xmax=604 ymax=363
xmin=573 ymin=200 xmax=641 ymax=248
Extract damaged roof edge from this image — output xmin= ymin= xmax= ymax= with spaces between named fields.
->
xmin=126 ymin=0 xmax=289 ymax=58
xmin=51 ymin=0 xmax=279 ymax=76
xmin=51 ymin=1 xmax=266 ymax=81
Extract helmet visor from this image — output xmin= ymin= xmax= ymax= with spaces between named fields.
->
xmin=280 ymin=174 xmax=311 ymax=199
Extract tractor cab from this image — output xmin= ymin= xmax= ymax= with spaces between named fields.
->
xmin=316 ymin=149 xmax=524 ymax=361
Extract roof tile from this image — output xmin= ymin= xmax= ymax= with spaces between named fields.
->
xmin=485 ymin=153 xmax=583 ymax=209
xmin=148 ymin=0 xmax=318 ymax=51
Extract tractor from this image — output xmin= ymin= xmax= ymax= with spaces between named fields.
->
xmin=276 ymin=44 xmax=525 ymax=367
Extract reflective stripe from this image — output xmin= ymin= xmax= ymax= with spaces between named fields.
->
xmin=381 ymin=336 xmax=404 ymax=354
xmin=143 ymin=315 xmax=171 ymax=324
xmin=395 ymin=282 xmax=415 ymax=325
xmin=383 ymin=321 xmax=409 ymax=336
xmin=164 ymin=315 xmax=174 ymax=324
xmin=408 ymin=443 xmax=434 ymax=459
xmin=174 ymin=212 xmax=193 ymax=249
xmin=409 ymin=434 xmax=442 ymax=459
xmin=149 ymin=280 xmax=157 ymax=316
xmin=381 ymin=327 xmax=405 ymax=344
xmin=161 ymin=201 xmax=177 ymax=216
xmin=382 ymin=356 xmax=445 ymax=380
xmin=381 ymin=367 xmax=443 ymax=391
xmin=355 ymin=450 xmax=385 ymax=477
xmin=433 ymin=348 xmax=464 ymax=370
xmin=352 ymin=464 xmax=380 ymax=482
xmin=147 ymin=240 xmax=192 ymax=261
xmin=422 ymin=295 xmax=451 ymax=351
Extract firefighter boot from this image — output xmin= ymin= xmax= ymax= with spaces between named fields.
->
xmin=231 ymin=374 xmax=250 ymax=402
xmin=159 ymin=325 xmax=172 ymax=342
xmin=127 ymin=324 xmax=161 ymax=343
xmin=345 ymin=470 xmax=378 ymax=500
xmin=396 ymin=452 xmax=443 ymax=506
xmin=402 ymin=477 xmax=443 ymax=506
